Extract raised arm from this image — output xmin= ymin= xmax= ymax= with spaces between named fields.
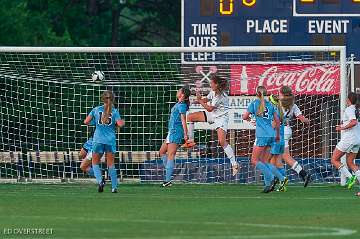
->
xmin=243 ymin=111 xmax=251 ymax=122
xmin=181 ymin=114 xmax=189 ymax=141
xmin=293 ymin=105 xmax=310 ymax=124
xmin=114 ymin=109 xmax=125 ymax=128
xmin=297 ymin=114 xmax=310 ymax=124
xmin=337 ymin=119 xmax=358 ymax=131
xmin=84 ymin=115 xmax=93 ymax=125
xmin=196 ymin=91 xmax=215 ymax=112
xmin=116 ymin=119 xmax=125 ymax=127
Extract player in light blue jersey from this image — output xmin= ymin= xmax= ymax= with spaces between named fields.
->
xmin=79 ymin=137 xmax=95 ymax=177
xmin=268 ymin=94 xmax=289 ymax=192
xmin=159 ymin=86 xmax=191 ymax=187
xmin=243 ymin=86 xmax=280 ymax=193
xmin=84 ymin=90 xmax=125 ymax=193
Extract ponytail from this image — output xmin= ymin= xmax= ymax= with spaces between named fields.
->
xmin=181 ymin=86 xmax=191 ymax=110
xmin=270 ymin=94 xmax=283 ymax=122
xmin=256 ymin=86 xmax=267 ymax=116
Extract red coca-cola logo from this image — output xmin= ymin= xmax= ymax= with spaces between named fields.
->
xmin=230 ymin=64 xmax=340 ymax=95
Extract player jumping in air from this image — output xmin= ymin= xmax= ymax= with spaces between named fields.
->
xmin=331 ymin=92 xmax=360 ymax=193
xmin=278 ymin=86 xmax=311 ymax=187
xmin=184 ymin=75 xmax=239 ymax=176
xmin=268 ymin=94 xmax=289 ymax=192
xmin=160 ymin=86 xmax=191 ymax=187
xmin=243 ymin=86 xmax=283 ymax=193
xmin=84 ymin=90 xmax=125 ymax=193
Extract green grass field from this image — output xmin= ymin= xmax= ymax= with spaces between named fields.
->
xmin=0 ymin=183 xmax=359 ymax=239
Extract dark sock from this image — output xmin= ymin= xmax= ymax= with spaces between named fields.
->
xmin=299 ymin=169 xmax=307 ymax=179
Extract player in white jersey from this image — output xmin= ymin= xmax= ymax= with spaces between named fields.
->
xmin=331 ymin=92 xmax=360 ymax=193
xmin=278 ymin=86 xmax=311 ymax=187
xmin=183 ymin=75 xmax=239 ymax=176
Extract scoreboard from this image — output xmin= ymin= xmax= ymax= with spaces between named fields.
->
xmin=182 ymin=0 xmax=360 ymax=61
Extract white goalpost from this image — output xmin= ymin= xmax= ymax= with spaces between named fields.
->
xmin=0 ymin=46 xmax=348 ymax=184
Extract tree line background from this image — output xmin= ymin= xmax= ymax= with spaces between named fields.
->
xmin=0 ymin=0 xmax=180 ymax=47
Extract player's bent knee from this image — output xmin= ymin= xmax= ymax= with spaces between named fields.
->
xmin=219 ymin=140 xmax=227 ymax=148
xmin=187 ymin=113 xmax=195 ymax=122
xmin=331 ymin=156 xmax=340 ymax=165
xmin=80 ymin=164 xmax=87 ymax=171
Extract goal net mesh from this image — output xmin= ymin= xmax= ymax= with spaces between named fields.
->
xmin=0 ymin=49 xmax=344 ymax=183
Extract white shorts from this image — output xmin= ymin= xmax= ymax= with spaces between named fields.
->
xmin=284 ymin=126 xmax=292 ymax=148
xmin=205 ymin=111 xmax=229 ymax=132
xmin=336 ymin=140 xmax=360 ymax=153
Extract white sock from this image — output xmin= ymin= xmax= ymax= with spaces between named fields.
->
xmin=355 ymin=170 xmax=360 ymax=183
xmin=339 ymin=164 xmax=353 ymax=179
xmin=291 ymin=161 xmax=303 ymax=174
xmin=188 ymin=122 xmax=194 ymax=140
xmin=223 ymin=144 xmax=236 ymax=166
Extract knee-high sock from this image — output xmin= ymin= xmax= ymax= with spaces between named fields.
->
xmin=165 ymin=160 xmax=175 ymax=182
xmin=92 ymin=164 xmax=102 ymax=184
xmin=256 ymin=162 xmax=274 ymax=186
xmin=339 ymin=164 xmax=352 ymax=178
xmin=291 ymin=161 xmax=303 ymax=174
xmin=108 ymin=165 xmax=118 ymax=190
xmin=161 ymin=155 xmax=168 ymax=168
xmin=223 ymin=144 xmax=237 ymax=166
xmin=266 ymin=163 xmax=285 ymax=181
xmin=188 ymin=122 xmax=195 ymax=140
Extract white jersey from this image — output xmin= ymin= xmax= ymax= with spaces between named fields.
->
xmin=283 ymin=104 xmax=302 ymax=126
xmin=341 ymin=105 xmax=360 ymax=142
xmin=206 ymin=90 xmax=229 ymax=118
xmin=283 ymin=104 xmax=302 ymax=147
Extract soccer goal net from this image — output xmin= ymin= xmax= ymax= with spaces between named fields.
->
xmin=0 ymin=46 xmax=348 ymax=184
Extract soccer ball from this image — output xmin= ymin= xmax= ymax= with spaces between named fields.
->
xmin=91 ymin=71 xmax=105 ymax=81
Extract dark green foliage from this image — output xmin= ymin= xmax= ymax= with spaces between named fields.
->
xmin=0 ymin=0 xmax=180 ymax=47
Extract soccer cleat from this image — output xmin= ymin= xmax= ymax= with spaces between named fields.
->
xmin=278 ymin=177 xmax=289 ymax=192
xmin=182 ymin=140 xmax=196 ymax=149
xmin=269 ymin=178 xmax=279 ymax=192
xmin=346 ymin=175 xmax=357 ymax=190
xmin=262 ymin=186 xmax=272 ymax=193
xmin=111 ymin=188 xmax=118 ymax=193
xmin=232 ymin=162 xmax=240 ymax=176
xmin=303 ymin=173 xmax=311 ymax=188
xmin=161 ymin=181 xmax=172 ymax=188
xmin=98 ymin=181 xmax=105 ymax=193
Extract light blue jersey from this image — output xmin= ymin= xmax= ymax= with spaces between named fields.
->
xmin=88 ymin=105 xmax=121 ymax=146
xmin=247 ymin=99 xmax=277 ymax=138
xmin=167 ymin=102 xmax=188 ymax=144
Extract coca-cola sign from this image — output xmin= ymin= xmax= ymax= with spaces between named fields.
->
xmin=230 ymin=64 xmax=340 ymax=95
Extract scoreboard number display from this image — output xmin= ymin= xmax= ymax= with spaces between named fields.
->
xmin=182 ymin=0 xmax=360 ymax=62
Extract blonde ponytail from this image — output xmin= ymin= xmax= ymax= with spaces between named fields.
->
xmin=256 ymin=86 xmax=267 ymax=116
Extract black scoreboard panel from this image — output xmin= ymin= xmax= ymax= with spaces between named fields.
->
xmin=183 ymin=0 xmax=360 ymax=58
